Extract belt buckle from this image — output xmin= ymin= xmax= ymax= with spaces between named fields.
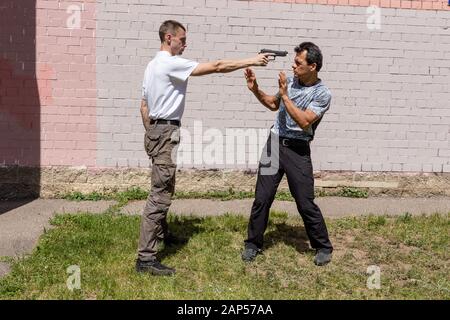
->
xmin=281 ymin=139 xmax=289 ymax=147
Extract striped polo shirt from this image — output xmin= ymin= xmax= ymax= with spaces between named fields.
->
xmin=272 ymin=76 xmax=331 ymax=141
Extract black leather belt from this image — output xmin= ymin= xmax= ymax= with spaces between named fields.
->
xmin=279 ymin=137 xmax=309 ymax=148
xmin=150 ymin=119 xmax=180 ymax=126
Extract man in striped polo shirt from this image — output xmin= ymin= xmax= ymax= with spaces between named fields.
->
xmin=242 ymin=42 xmax=334 ymax=266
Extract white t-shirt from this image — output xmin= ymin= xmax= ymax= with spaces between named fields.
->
xmin=142 ymin=51 xmax=199 ymax=121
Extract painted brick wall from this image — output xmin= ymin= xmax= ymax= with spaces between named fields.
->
xmin=96 ymin=0 xmax=450 ymax=172
xmin=1 ymin=0 xmax=97 ymax=167
xmin=37 ymin=0 xmax=97 ymax=167
xmin=1 ymin=1 xmax=40 ymax=166
xmin=252 ymin=0 xmax=450 ymax=10
xmin=2 ymin=0 xmax=449 ymax=173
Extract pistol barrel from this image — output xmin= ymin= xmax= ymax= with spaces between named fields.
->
xmin=259 ymin=49 xmax=288 ymax=56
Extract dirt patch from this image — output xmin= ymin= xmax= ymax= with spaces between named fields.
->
xmin=331 ymin=232 xmax=369 ymax=263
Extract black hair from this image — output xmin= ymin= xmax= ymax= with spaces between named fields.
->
xmin=294 ymin=42 xmax=323 ymax=72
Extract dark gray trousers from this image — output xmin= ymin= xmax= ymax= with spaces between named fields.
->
xmin=245 ymin=135 xmax=333 ymax=252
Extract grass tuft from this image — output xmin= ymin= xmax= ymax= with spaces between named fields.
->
xmin=60 ymin=186 xmax=371 ymax=203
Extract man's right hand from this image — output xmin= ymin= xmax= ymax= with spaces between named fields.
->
xmin=244 ymin=68 xmax=258 ymax=92
xmin=253 ymin=54 xmax=270 ymax=66
xmin=244 ymin=68 xmax=280 ymax=111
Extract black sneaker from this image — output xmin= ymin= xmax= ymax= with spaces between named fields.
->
xmin=135 ymin=259 xmax=176 ymax=276
xmin=163 ymin=233 xmax=188 ymax=246
xmin=241 ymin=247 xmax=261 ymax=262
xmin=314 ymin=249 xmax=332 ymax=266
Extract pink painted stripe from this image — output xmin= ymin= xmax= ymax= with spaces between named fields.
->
xmin=37 ymin=0 xmax=97 ymax=167
xmin=250 ymin=0 xmax=450 ymax=10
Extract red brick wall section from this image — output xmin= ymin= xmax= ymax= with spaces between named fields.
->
xmin=1 ymin=0 xmax=97 ymax=167
xmin=37 ymin=0 xmax=97 ymax=167
xmin=250 ymin=0 xmax=450 ymax=10
xmin=0 ymin=1 xmax=40 ymax=166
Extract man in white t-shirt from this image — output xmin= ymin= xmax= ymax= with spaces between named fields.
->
xmin=137 ymin=20 xmax=269 ymax=275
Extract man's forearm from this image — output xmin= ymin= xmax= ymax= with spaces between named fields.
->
xmin=215 ymin=58 xmax=254 ymax=73
xmin=140 ymin=100 xmax=151 ymax=131
xmin=192 ymin=55 xmax=268 ymax=76
xmin=281 ymin=95 xmax=316 ymax=129
xmin=252 ymin=86 xmax=279 ymax=111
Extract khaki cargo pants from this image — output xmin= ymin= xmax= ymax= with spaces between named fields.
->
xmin=137 ymin=122 xmax=180 ymax=262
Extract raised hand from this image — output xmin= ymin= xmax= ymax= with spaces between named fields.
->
xmin=278 ymin=71 xmax=288 ymax=97
xmin=244 ymin=68 xmax=258 ymax=92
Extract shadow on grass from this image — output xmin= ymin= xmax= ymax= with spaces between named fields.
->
xmin=264 ymin=222 xmax=311 ymax=254
xmin=156 ymin=216 xmax=206 ymax=261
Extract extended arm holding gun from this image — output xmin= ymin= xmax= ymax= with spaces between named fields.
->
xmin=258 ymin=49 xmax=288 ymax=61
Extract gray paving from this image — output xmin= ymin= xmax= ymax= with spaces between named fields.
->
xmin=122 ymin=197 xmax=450 ymax=217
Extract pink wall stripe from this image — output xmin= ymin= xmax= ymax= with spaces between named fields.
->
xmin=251 ymin=0 xmax=450 ymax=10
xmin=37 ymin=0 xmax=97 ymax=167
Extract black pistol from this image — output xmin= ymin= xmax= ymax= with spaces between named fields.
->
xmin=259 ymin=49 xmax=288 ymax=61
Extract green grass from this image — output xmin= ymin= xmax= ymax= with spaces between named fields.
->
xmin=0 ymin=211 xmax=448 ymax=300
xmin=61 ymin=188 xmax=289 ymax=202
xmin=62 ymin=188 xmax=148 ymax=203
xmin=339 ymin=187 xmax=369 ymax=198
xmin=60 ymin=186 xmax=369 ymax=203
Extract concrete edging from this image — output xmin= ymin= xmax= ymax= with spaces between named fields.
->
xmin=1 ymin=166 xmax=450 ymax=199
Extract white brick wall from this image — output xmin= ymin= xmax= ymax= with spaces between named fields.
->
xmin=95 ymin=0 xmax=450 ymax=173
